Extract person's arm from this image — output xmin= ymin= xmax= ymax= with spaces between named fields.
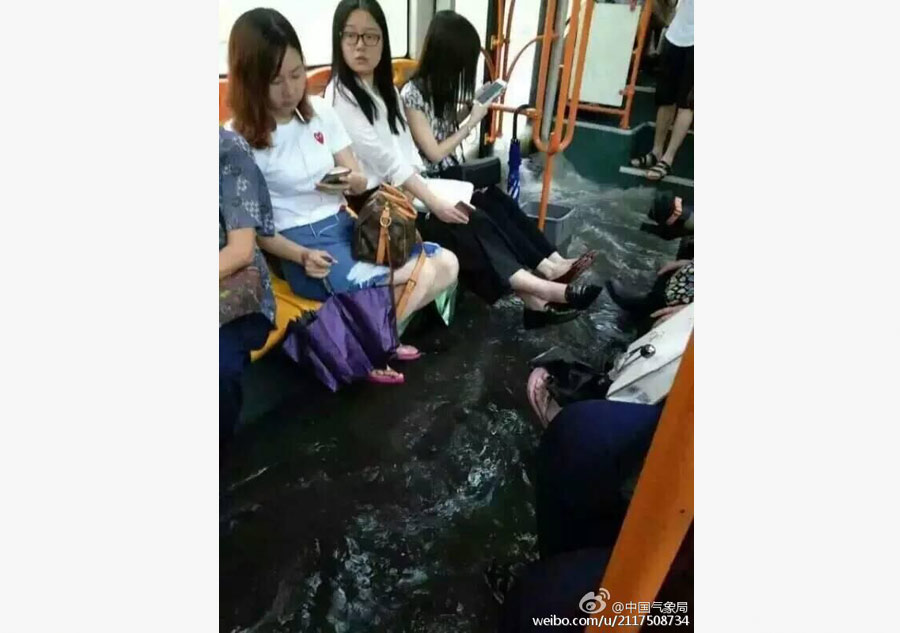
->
xmin=405 ymin=102 xmax=489 ymax=165
xmin=219 ymin=228 xmax=256 ymax=280
xmin=333 ymin=87 xmax=467 ymax=223
xmin=401 ymin=173 xmax=469 ymax=224
xmin=256 ymin=234 xmax=336 ymax=279
xmin=456 ymin=103 xmax=471 ymax=124
xmin=332 ymin=147 xmax=370 ymax=194
xmin=332 ymin=90 xmax=418 ymax=187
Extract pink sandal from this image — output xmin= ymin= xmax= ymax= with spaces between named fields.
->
xmin=367 ymin=367 xmax=405 ymax=385
xmin=526 ymin=367 xmax=552 ymax=427
xmin=392 ymin=344 xmax=422 ymax=362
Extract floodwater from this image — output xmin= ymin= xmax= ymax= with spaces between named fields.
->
xmin=220 ymin=156 xmax=680 ymax=632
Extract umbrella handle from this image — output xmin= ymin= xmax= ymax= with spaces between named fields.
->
xmin=511 ymin=104 xmax=532 ymax=143
xmin=322 ymin=276 xmax=336 ymax=297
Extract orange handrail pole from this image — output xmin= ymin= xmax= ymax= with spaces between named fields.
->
xmin=480 ymin=47 xmax=499 ymax=82
xmin=534 ymin=0 xmax=579 ymax=230
xmin=620 ymin=0 xmax=653 ymax=129
xmin=536 ymin=0 xmax=595 ymax=229
xmin=503 ymin=0 xmax=518 ymax=81
xmin=535 ymin=155 xmax=556 ymax=231
xmin=490 ymin=104 xmax=537 ymax=117
xmin=585 ymin=334 xmax=694 ymax=633
xmin=531 ymin=0 xmax=558 ymax=154
xmin=549 ymin=0 xmax=580 ymax=151
xmin=503 ymin=36 xmax=542 ymax=83
xmin=493 ymin=0 xmax=518 ymax=140
xmin=558 ymin=0 xmax=595 ymax=152
xmin=485 ymin=0 xmax=506 ymax=143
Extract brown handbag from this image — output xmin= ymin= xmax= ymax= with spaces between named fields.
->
xmin=349 ymin=184 xmax=418 ymax=265
xmin=346 ymin=184 xmax=426 ymax=318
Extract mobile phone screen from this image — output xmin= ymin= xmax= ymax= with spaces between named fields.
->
xmin=475 ymin=81 xmax=506 ymax=105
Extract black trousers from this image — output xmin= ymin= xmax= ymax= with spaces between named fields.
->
xmin=219 ymin=313 xmax=271 ymax=450
xmin=417 ymin=185 xmax=557 ymax=304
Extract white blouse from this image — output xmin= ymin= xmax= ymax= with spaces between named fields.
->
xmin=325 ymin=78 xmax=426 ymax=190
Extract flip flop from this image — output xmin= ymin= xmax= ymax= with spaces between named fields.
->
xmin=392 ymin=344 xmax=422 ymax=362
xmin=367 ymin=368 xmax=405 ymax=385
xmin=526 ymin=367 xmax=552 ymax=427
xmin=552 ymin=250 xmax=598 ymax=284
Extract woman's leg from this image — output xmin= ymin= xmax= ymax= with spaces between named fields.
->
xmin=535 ymin=399 xmax=662 ymax=558
xmin=218 ymin=314 xmax=272 ymax=449
xmin=417 ymin=212 xmax=510 ymax=304
xmin=391 ymin=248 xmax=459 ymax=320
xmin=471 ymin=188 xmax=554 ymax=269
xmin=219 ymin=325 xmax=246 ymax=450
xmin=509 ymin=270 xmax=567 ymax=304
xmin=471 ymin=188 xmax=591 ymax=280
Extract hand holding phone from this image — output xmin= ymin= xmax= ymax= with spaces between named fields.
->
xmin=474 ymin=80 xmax=507 ymax=105
xmin=319 ymin=166 xmax=351 ymax=186
xmin=455 ymin=200 xmax=476 ymax=215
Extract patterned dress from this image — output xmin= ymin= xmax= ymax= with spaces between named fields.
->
xmin=664 ymin=261 xmax=694 ymax=307
xmin=400 ymin=79 xmax=465 ymax=176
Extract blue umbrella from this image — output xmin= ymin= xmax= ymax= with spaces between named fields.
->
xmin=507 ymin=104 xmax=531 ymax=202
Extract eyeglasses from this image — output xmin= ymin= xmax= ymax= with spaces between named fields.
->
xmin=341 ymin=31 xmax=381 ymax=47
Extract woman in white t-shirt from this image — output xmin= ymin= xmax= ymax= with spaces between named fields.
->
xmin=226 ymin=10 xmax=458 ymax=352
xmin=327 ymin=0 xmax=603 ymax=330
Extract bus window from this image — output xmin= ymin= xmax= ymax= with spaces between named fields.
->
xmin=218 ymin=0 xmax=410 ymax=75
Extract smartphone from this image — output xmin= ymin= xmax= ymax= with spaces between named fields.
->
xmin=474 ymin=79 xmax=507 ymax=105
xmin=320 ymin=166 xmax=350 ymax=185
xmin=455 ymin=200 xmax=476 ymax=214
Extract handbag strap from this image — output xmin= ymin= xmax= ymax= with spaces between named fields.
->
xmin=384 ymin=232 xmax=427 ymax=321
xmin=394 ymin=246 xmax=426 ymax=319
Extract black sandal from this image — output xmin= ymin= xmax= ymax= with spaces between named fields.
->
xmin=630 ymin=152 xmax=658 ymax=169
xmin=647 ymin=160 xmax=671 ymax=181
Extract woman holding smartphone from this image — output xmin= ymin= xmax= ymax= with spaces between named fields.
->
xmin=327 ymin=0 xmax=603 ymax=328
xmin=401 ymin=10 xmax=599 ymax=290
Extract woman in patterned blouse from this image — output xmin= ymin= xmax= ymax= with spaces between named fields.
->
xmin=400 ymin=11 xmax=599 ymax=296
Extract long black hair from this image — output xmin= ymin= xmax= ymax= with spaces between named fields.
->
xmin=410 ymin=11 xmax=481 ymax=124
xmin=331 ymin=0 xmax=406 ymax=134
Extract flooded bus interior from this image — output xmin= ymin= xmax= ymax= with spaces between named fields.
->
xmin=219 ymin=1 xmax=693 ymax=630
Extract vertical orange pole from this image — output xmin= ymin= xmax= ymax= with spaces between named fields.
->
xmin=536 ymin=153 xmax=557 ymax=231
xmin=621 ymin=0 xmax=654 ymax=130
xmin=586 ymin=335 xmax=694 ymax=633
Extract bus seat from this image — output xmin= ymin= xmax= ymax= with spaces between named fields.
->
xmin=250 ymin=274 xmax=322 ymax=362
xmin=306 ymin=67 xmax=332 ymax=97
xmin=392 ymin=59 xmax=418 ymax=87
xmin=221 ymin=61 xmax=414 ymax=124
xmin=219 ymin=78 xmax=230 ymax=124
xmin=219 ymin=67 xmax=333 ymax=123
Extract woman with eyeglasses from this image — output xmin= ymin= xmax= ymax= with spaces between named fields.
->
xmin=326 ymin=0 xmax=603 ymax=329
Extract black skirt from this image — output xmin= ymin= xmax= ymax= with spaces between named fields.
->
xmin=416 ymin=186 xmax=559 ymax=304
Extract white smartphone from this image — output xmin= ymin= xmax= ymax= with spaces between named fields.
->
xmin=474 ymin=79 xmax=507 ymax=105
